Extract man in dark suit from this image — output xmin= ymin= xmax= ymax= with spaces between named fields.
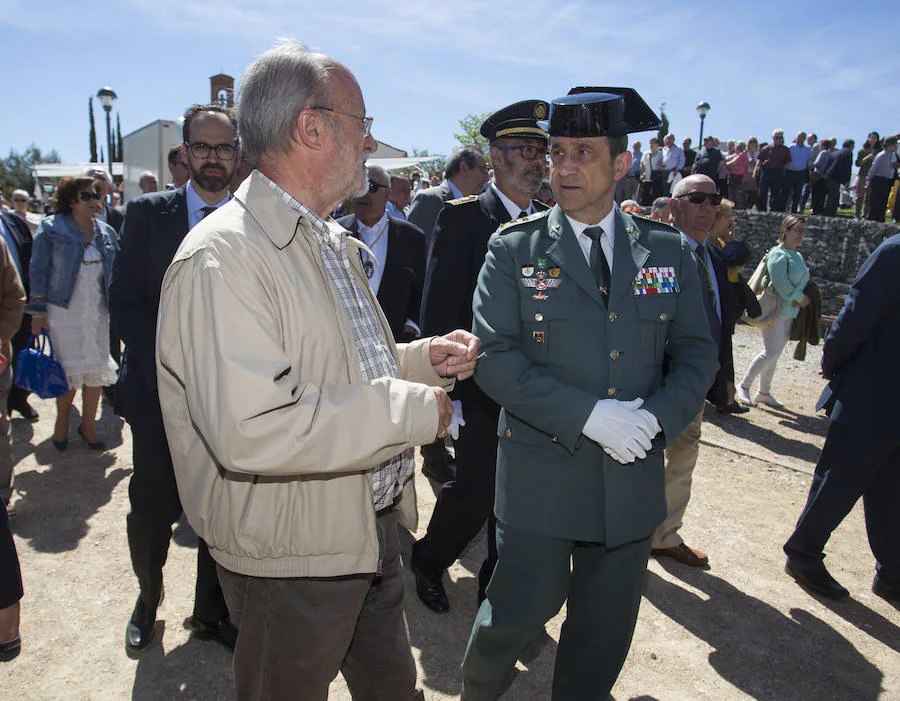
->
xmin=650 ymin=175 xmax=730 ymax=569
xmin=337 ymin=164 xmax=427 ymax=343
xmin=410 ymin=100 xmax=550 ymax=614
xmin=461 ymin=89 xmax=718 ymax=700
xmin=408 ymin=145 xmax=489 ymax=482
xmin=823 ymin=138 xmax=854 ymax=217
xmin=784 ymin=233 xmax=900 ymax=602
xmin=0 ymin=211 xmax=37 ymax=421
xmin=110 ymin=104 xmax=240 ymax=652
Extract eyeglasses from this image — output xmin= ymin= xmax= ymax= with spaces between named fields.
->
xmin=310 ymin=106 xmax=374 ymax=138
xmin=184 ymin=141 xmax=238 ymax=161
xmin=367 ymin=179 xmax=390 ymax=194
xmin=494 ymin=144 xmax=548 ymax=161
xmin=78 ymin=191 xmax=102 ymax=201
xmin=677 ymin=191 xmax=722 ymax=206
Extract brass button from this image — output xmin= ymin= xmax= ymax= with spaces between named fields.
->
xmin=607 ymin=387 xmax=617 ymax=397
xmin=659 ymin=312 xmax=668 ymax=321
xmin=534 ymin=312 xmax=544 ymax=322
xmin=609 ymin=350 xmax=620 ymax=360
xmin=504 ymin=428 xmax=512 ymax=438
xmin=608 ymin=312 xmax=617 ymax=322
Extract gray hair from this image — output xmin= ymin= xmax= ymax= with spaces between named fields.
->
xmin=83 ymin=167 xmax=110 ymax=183
xmin=237 ymin=40 xmax=330 ymax=163
xmin=139 ymin=170 xmax=157 ymax=181
xmin=735 ymin=141 xmax=746 ymax=152
xmin=651 ymin=196 xmax=670 ymax=213
xmin=11 ymin=189 xmax=29 ymax=200
xmin=445 ymin=146 xmax=483 ymax=178
xmin=366 ymin=164 xmax=390 ymax=187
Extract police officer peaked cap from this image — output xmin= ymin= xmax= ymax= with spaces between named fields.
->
xmin=542 ymin=87 xmax=661 ymax=138
xmin=480 ymin=100 xmax=550 ymax=142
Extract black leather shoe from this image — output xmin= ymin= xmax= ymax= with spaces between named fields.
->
xmin=0 ymin=635 xmax=21 ymax=661
xmin=188 ymin=616 xmax=238 ymax=650
xmin=872 ymin=575 xmax=900 ymax=601
xmin=718 ymin=401 xmax=750 ymax=414
xmin=422 ymin=457 xmax=455 ymax=484
xmin=125 ymin=596 xmax=158 ymax=651
xmin=12 ymin=404 xmax=39 ymax=422
xmin=412 ymin=563 xmax=450 ymax=614
xmin=785 ymin=559 xmax=849 ymax=600
xmin=52 ymin=439 xmax=68 ymax=452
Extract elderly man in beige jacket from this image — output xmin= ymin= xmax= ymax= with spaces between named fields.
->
xmin=156 ymin=42 xmax=478 ymax=701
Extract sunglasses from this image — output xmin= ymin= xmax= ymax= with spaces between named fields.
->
xmin=78 ymin=191 xmax=103 ymax=201
xmin=677 ymin=191 xmax=722 ymax=206
xmin=367 ymin=178 xmax=390 ymax=194
xmin=13 ymin=198 xmax=28 ymax=203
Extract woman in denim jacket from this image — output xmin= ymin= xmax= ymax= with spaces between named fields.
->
xmin=27 ymin=176 xmax=118 ymax=450
xmin=738 ymin=214 xmax=811 ymax=409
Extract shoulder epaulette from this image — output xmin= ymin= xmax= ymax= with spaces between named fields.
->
xmin=496 ymin=209 xmax=549 ymax=233
xmin=447 ymin=195 xmax=478 ymax=206
xmin=630 ymin=212 xmax=679 ymax=232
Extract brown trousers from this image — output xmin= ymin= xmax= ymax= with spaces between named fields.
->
xmin=218 ymin=509 xmax=422 ymax=701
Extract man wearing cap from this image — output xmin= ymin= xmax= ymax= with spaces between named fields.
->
xmin=460 ymin=88 xmax=717 ymax=700
xmin=411 ymin=100 xmax=550 ymax=614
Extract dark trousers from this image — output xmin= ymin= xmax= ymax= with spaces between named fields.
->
xmin=784 ymin=421 xmax=900 ymax=585
xmin=413 ymin=386 xmax=500 ymax=598
xmin=7 ymin=324 xmax=31 ymax=413
xmin=0 ymin=502 xmax=23 ymax=610
xmin=217 ymin=510 xmax=421 ymax=701
xmin=758 ymin=169 xmax=786 ymax=211
xmin=461 ymin=521 xmax=652 ymax=701
xmin=867 ymin=176 xmax=893 ymax=222
xmin=824 ymin=179 xmax=842 ymax=216
xmin=810 ymin=178 xmax=828 ymax=215
xmin=126 ymin=396 xmax=227 ymax=622
xmin=784 ymin=169 xmax=808 ymax=213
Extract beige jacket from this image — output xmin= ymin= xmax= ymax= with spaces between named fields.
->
xmin=157 ymin=172 xmax=451 ymax=578
xmin=0 ymin=236 xmax=25 ymax=358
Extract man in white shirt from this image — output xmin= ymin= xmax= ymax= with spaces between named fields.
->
xmin=661 ymin=133 xmax=686 ymax=196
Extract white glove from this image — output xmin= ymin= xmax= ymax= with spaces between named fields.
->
xmin=447 ymin=400 xmax=466 ymax=440
xmin=582 ymin=398 xmax=658 ymax=464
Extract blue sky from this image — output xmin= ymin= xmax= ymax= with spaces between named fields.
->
xmin=2 ymin=0 xmax=896 ymax=165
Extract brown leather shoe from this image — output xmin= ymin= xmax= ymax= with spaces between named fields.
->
xmin=651 ymin=542 xmax=709 ymax=567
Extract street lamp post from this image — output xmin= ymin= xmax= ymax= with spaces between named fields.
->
xmin=96 ymin=87 xmax=118 ymax=179
xmin=696 ymin=101 xmax=710 ymax=145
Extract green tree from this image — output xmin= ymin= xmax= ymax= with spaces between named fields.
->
xmin=116 ymin=113 xmax=124 ymax=163
xmin=656 ymin=107 xmax=670 ymax=145
xmin=0 ymin=145 xmax=62 ymax=198
xmin=89 ymin=97 xmax=98 ymax=163
xmin=409 ymin=148 xmax=447 ymax=179
xmin=453 ymin=112 xmax=491 ymax=160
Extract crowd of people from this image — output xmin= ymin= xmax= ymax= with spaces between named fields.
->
xmin=1 ymin=44 xmax=898 ymax=698
xmin=618 ymin=129 xmax=900 ymax=222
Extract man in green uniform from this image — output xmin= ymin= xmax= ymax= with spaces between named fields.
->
xmin=460 ymin=88 xmax=718 ymax=700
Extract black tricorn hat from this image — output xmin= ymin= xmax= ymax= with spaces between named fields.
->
xmin=541 ymin=87 xmax=661 ymax=138
xmin=480 ymin=100 xmax=550 ymax=142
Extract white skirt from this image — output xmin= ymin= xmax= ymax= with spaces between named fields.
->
xmin=46 ymin=245 xmax=118 ymax=389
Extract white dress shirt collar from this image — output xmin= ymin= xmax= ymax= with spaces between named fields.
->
xmin=566 ymin=206 xmax=618 ymax=272
xmin=491 ymin=182 xmax=533 ymax=221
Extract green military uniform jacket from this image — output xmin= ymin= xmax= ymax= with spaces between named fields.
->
xmin=472 ymin=204 xmax=718 ymax=547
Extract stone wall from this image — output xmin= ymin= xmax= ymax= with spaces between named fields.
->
xmin=730 ymin=211 xmax=899 ymax=316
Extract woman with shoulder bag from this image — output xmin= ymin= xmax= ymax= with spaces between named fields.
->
xmin=737 ymin=215 xmax=810 ymax=408
xmin=27 ymin=176 xmax=118 ymax=451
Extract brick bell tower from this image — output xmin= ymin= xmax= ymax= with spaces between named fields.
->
xmin=210 ymin=74 xmax=235 ymax=109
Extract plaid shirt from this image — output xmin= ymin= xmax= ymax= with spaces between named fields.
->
xmin=258 ymin=172 xmax=414 ymax=509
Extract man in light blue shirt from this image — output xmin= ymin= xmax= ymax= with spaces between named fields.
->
xmin=786 ymin=131 xmax=812 ymax=213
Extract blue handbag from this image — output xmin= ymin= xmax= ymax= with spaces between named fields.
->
xmin=13 ymin=331 xmax=70 ymax=399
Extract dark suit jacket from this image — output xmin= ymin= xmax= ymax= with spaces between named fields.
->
xmin=1 ymin=211 xmax=34 ymax=344
xmin=104 ymin=205 xmax=125 ymax=234
xmin=704 ymin=243 xmax=738 ymax=409
xmin=824 ymin=147 xmax=853 ymax=185
xmin=337 ymin=214 xmax=427 ymax=343
xmin=817 ymin=233 xmax=900 ymax=431
xmin=109 ymin=187 xmax=189 ymax=420
xmin=472 ymin=206 xmax=718 ymax=545
xmin=407 ymin=182 xmax=454 ymax=250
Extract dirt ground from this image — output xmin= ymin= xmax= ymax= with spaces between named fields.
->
xmin=3 ymin=324 xmax=898 ymax=700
